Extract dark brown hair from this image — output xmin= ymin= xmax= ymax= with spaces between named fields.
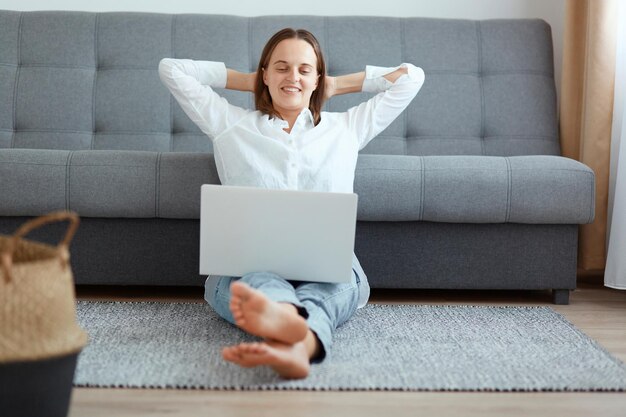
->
xmin=254 ymin=28 xmax=326 ymax=125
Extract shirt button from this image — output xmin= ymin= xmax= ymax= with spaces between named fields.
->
xmin=291 ymin=163 xmax=296 ymax=168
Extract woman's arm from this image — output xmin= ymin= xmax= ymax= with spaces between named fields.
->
xmin=325 ymin=72 xmax=364 ymax=99
xmin=325 ymin=67 xmax=409 ymax=100
xmin=343 ymin=63 xmax=425 ymax=150
xmin=226 ymin=69 xmax=256 ymax=92
xmin=158 ymin=58 xmax=250 ymax=139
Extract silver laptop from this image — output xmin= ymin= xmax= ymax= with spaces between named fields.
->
xmin=199 ymin=184 xmax=358 ymax=283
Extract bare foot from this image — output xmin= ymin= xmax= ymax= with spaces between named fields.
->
xmin=222 ymin=340 xmax=310 ymax=379
xmin=229 ymin=281 xmax=308 ymax=345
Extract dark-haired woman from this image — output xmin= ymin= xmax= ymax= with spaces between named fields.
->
xmin=159 ymin=28 xmax=424 ymax=379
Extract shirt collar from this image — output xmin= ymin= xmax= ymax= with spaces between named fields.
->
xmin=268 ymin=108 xmax=315 ymax=130
xmin=299 ymin=108 xmax=315 ymax=127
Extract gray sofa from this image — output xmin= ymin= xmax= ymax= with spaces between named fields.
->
xmin=0 ymin=11 xmax=595 ymax=304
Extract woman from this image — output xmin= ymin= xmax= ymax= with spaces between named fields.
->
xmin=159 ymin=28 xmax=424 ymax=379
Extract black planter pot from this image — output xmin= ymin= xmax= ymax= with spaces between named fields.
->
xmin=0 ymin=351 xmax=80 ymax=417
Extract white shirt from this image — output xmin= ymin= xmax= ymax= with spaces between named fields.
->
xmin=159 ymin=58 xmax=425 ymax=308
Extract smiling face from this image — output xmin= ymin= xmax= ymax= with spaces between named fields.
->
xmin=262 ymin=38 xmax=319 ymax=120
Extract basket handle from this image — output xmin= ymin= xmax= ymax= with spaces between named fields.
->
xmin=1 ymin=211 xmax=80 ymax=283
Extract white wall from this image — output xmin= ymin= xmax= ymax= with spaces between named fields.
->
xmin=0 ymin=0 xmax=566 ymax=98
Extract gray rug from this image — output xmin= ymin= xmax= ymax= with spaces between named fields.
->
xmin=73 ymin=301 xmax=626 ymax=391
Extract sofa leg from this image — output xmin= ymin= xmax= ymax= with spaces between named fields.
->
xmin=552 ymin=289 xmax=570 ymax=305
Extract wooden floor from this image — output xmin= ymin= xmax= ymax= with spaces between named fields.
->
xmin=70 ymin=279 xmax=626 ymax=417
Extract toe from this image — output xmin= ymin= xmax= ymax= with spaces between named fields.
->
xmin=241 ymin=342 xmax=262 ymax=354
xmin=222 ymin=347 xmax=237 ymax=362
xmin=230 ymin=281 xmax=248 ymax=298
xmin=250 ymin=343 xmax=268 ymax=354
xmin=229 ymin=299 xmax=241 ymax=312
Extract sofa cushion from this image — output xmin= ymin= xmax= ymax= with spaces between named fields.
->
xmin=354 ymin=154 xmax=595 ymax=223
xmin=0 ymin=150 xmax=594 ymax=224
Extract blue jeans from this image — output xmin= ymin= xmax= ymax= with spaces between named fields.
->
xmin=204 ymin=269 xmax=362 ymax=363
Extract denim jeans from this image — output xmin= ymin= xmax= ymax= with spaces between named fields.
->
xmin=204 ymin=268 xmax=362 ymax=363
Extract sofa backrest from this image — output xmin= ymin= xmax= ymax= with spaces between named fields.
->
xmin=0 ymin=11 xmax=560 ymax=156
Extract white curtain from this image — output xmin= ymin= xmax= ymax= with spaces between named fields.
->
xmin=605 ymin=1 xmax=626 ymax=289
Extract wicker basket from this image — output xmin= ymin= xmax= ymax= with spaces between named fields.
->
xmin=0 ymin=211 xmax=88 ymax=417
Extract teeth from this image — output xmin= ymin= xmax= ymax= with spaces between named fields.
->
xmin=283 ymin=87 xmax=300 ymax=92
